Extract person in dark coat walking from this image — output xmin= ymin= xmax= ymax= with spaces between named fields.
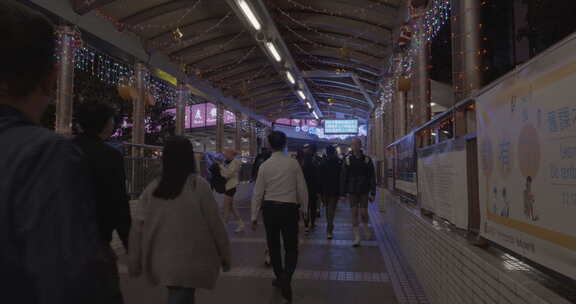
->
xmin=302 ymin=144 xmax=321 ymax=233
xmin=0 ymin=2 xmax=112 ymax=303
xmin=341 ymin=138 xmax=376 ymax=247
xmin=74 ymin=103 xmax=132 ymax=303
xmin=319 ymin=145 xmax=342 ymax=239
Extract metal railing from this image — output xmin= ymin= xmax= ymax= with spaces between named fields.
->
xmin=123 ymin=143 xmax=254 ymax=198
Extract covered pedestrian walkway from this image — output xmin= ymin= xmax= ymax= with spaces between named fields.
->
xmin=113 ymin=184 xmax=426 ymax=304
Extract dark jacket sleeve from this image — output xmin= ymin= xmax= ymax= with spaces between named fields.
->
xmin=367 ymin=157 xmax=377 ymax=196
xmin=112 ymin=152 xmax=131 ymax=248
xmin=340 ymin=158 xmax=348 ymax=196
xmin=17 ymin=139 xmax=111 ymax=304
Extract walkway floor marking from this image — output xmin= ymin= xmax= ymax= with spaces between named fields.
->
xmin=231 ymin=237 xmax=379 ymax=247
xmin=222 ymin=267 xmax=389 ymax=283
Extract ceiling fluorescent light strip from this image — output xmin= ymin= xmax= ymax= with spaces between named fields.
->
xmin=286 ymin=71 xmax=295 ymax=84
xmin=238 ymin=0 xmax=261 ymax=31
xmin=297 ymin=90 xmax=306 ymax=100
xmin=265 ymin=42 xmax=282 ymax=62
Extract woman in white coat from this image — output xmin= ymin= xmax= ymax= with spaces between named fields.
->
xmin=215 ymin=149 xmax=246 ymax=232
xmin=129 ymin=137 xmax=231 ymax=304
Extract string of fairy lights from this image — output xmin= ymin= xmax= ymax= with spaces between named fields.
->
xmin=375 ymin=0 xmax=451 ymax=120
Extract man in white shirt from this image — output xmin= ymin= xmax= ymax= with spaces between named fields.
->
xmin=252 ymin=131 xmax=308 ymax=303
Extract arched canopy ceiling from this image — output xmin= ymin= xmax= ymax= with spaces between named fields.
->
xmin=87 ymin=0 xmax=403 ymax=120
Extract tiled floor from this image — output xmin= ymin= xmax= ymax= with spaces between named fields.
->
xmin=116 ymin=184 xmax=424 ymax=304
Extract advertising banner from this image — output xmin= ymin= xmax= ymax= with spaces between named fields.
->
xmin=190 ymin=104 xmax=206 ymax=128
xmin=206 ymin=103 xmax=217 ymax=126
xmin=276 ymin=118 xmax=291 ymax=126
xmin=418 ymin=139 xmax=469 ymax=229
xmin=477 ymin=35 xmax=576 ymax=279
xmin=395 ymin=133 xmax=417 ymax=196
xmin=224 ymin=110 xmax=236 ymax=125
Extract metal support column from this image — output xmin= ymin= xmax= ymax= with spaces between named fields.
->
xmin=452 ymin=0 xmax=482 ymax=101
xmin=249 ymin=120 xmax=258 ymax=157
xmin=415 ymin=34 xmax=431 ymax=126
xmin=216 ymin=103 xmax=224 ymax=154
xmin=175 ymin=82 xmax=188 ymax=136
xmin=132 ymin=63 xmax=147 ymax=156
xmin=234 ymin=111 xmax=242 ymax=152
xmin=55 ymin=26 xmax=77 ymax=136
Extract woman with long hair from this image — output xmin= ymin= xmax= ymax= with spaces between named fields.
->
xmin=129 ymin=136 xmax=231 ymax=304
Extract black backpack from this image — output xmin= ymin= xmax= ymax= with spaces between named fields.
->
xmin=209 ymin=163 xmax=227 ymax=194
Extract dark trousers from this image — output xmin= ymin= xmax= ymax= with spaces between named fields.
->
xmin=304 ymin=194 xmax=318 ymax=228
xmin=324 ymin=195 xmax=339 ymax=233
xmin=262 ymin=201 xmax=300 ymax=281
xmin=167 ymin=287 xmax=195 ymax=304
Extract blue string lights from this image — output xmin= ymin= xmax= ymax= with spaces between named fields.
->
xmin=423 ymin=0 xmax=451 ymax=42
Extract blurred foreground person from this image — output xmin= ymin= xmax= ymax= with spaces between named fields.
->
xmin=0 ymin=1 xmax=112 ymax=303
xmin=74 ymin=103 xmax=132 ymax=303
xmin=129 ymin=137 xmax=231 ymax=304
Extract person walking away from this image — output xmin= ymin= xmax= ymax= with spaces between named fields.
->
xmin=302 ymin=145 xmax=321 ymax=233
xmin=0 ymin=2 xmax=113 ymax=302
xmin=251 ymin=147 xmax=273 ymax=266
xmin=341 ymin=138 xmax=376 ymax=247
xmin=252 ymin=131 xmax=308 ymax=303
xmin=251 ymin=147 xmax=271 ymax=182
xmin=215 ymin=149 xmax=245 ymax=232
xmin=129 ymin=137 xmax=231 ymax=304
xmin=320 ymin=145 xmax=342 ymax=240
xmin=74 ymin=103 xmax=132 ymax=304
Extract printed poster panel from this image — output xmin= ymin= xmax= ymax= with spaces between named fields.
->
xmin=477 ymin=36 xmax=576 ymax=279
xmin=417 ymin=139 xmax=469 ymax=229
xmin=224 ymin=110 xmax=236 ymax=125
xmin=395 ymin=133 xmax=417 ymax=196
xmin=190 ymin=104 xmax=206 ymax=128
xmin=206 ymin=103 xmax=217 ymax=126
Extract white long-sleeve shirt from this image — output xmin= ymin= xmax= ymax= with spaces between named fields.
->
xmin=251 ymin=151 xmax=309 ymax=221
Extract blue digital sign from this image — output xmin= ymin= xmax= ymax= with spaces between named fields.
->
xmin=323 ymin=120 xmax=359 ymax=135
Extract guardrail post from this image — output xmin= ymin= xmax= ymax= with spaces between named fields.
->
xmin=175 ymin=82 xmax=188 ymax=136
xmin=55 ymin=26 xmax=79 ymax=136
xmin=216 ymin=103 xmax=224 ymax=154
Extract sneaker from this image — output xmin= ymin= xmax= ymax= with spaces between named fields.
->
xmin=235 ymin=223 xmax=245 ymax=233
xmin=264 ymin=254 xmax=271 ymax=267
xmin=353 ymin=227 xmax=361 ymax=247
xmin=327 ymin=233 xmax=333 ymax=240
xmin=280 ymin=276 xmax=293 ymax=303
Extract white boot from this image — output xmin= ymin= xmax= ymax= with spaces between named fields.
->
xmin=352 ymin=227 xmax=361 ymax=247
xmin=235 ymin=221 xmax=245 ymax=233
xmin=362 ymin=223 xmax=372 ymax=240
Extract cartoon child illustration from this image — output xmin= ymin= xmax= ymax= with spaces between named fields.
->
xmin=524 ymin=176 xmax=538 ymax=221
xmin=492 ymin=186 xmax=499 ymax=214
xmin=500 ymin=187 xmax=510 ymax=218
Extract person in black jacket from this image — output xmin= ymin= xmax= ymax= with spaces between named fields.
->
xmin=319 ymin=145 xmax=342 ymax=240
xmin=252 ymin=147 xmax=271 ymax=182
xmin=302 ymin=144 xmax=321 ymax=233
xmin=74 ymin=103 xmax=131 ymax=304
xmin=0 ymin=2 xmax=113 ymax=303
xmin=341 ymin=138 xmax=376 ymax=247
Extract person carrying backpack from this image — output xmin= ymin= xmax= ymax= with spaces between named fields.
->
xmin=341 ymin=138 xmax=376 ymax=247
